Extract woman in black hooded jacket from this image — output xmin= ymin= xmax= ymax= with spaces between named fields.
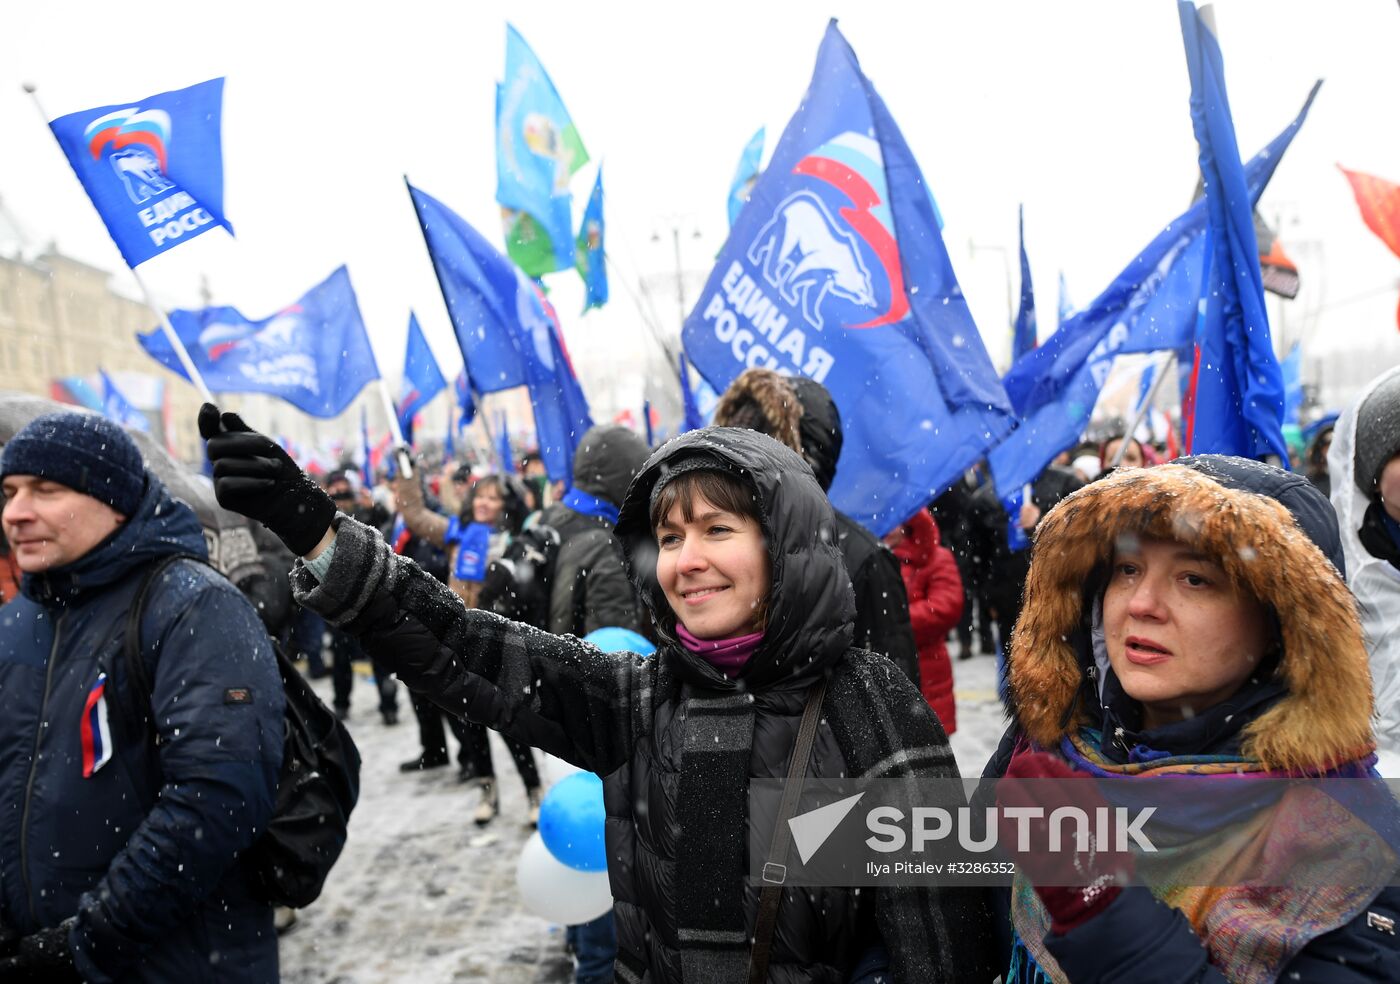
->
xmin=200 ymin=409 xmax=995 ymax=984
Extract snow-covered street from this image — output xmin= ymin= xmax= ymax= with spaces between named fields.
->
xmin=278 ymin=650 xmax=1009 ymax=983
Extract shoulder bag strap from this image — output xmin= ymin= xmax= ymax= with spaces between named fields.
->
xmin=120 ymin=554 xmax=207 ymax=744
xmin=747 ymin=674 xmax=829 ymax=984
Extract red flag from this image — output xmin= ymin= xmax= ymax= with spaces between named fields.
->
xmin=1339 ymin=166 xmax=1400 ymax=330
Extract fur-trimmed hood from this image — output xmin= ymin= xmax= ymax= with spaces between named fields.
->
xmin=1009 ymin=463 xmax=1374 ymax=772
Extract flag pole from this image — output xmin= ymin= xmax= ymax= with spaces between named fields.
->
xmin=128 ymin=267 xmax=216 ymax=405
xmin=376 ymin=378 xmax=414 ymax=480
xmin=22 ymin=83 xmax=215 ymax=406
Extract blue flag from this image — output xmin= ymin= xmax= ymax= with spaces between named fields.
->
xmin=496 ymin=25 xmax=589 ymax=277
xmin=496 ymin=411 xmax=516 ymax=474
xmin=137 ymin=265 xmax=380 ymax=418
xmin=679 ymin=353 xmax=704 ymax=434
xmin=100 ymin=370 xmax=150 ymax=432
xmin=682 ymin=21 xmax=1013 ymax=536
xmin=397 ymin=312 xmax=447 ymax=446
xmin=48 ymin=78 xmax=232 ymax=268
xmin=1057 ymin=271 xmax=1074 ymax=329
xmin=728 ymin=127 xmax=765 ymax=227
xmin=410 ymin=182 xmax=528 ymax=393
xmin=454 ymin=368 xmax=478 ymax=428
xmin=989 ymin=83 xmax=1319 ymax=499
xmin=443 ymin=399 xmax=457 ymax=460
xmin=409 ymin=182 xmax=593 ymax=482
xmin=575 ymin=167 xmax=608 ymax=310
xmin=1280 ymin=342 xmax=1303 ymax=426
xmin=518 ymin=284 xmax=595 ymax=482
xmin=1178 ymin=1 xmax=1289 ymax=462
xmin=1011 ymin=204 xmax=1037 ymax=364
xmin=642 ymin=399 xmax=655 ymax=447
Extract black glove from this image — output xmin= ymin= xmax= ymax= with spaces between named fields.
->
xmin=0 ymin=919 xmax=79 ymax=982
xmin=198 ymin=403 xmax=337 ymax=557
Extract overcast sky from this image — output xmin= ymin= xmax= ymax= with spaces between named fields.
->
xmin=1 ymin=1 xmax=1396 ymax=417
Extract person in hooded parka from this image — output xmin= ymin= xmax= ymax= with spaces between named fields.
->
xmin=981 ymin=455 xmax=1400 ymax=982
xmin=1330 ymin=364 xmax=1400 ymax=777
xmin=199 ymin=406 xmax=996 ymax=984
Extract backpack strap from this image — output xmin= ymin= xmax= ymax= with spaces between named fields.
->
xmin=120 ymin=554 xmax=208 ymax=745
xmin=747 ymin=675 xmax=829 ymax=984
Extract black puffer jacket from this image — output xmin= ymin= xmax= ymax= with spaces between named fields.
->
xmin=537 ymin=423 xmax=649 ymax=635
xmin=292 ymin=428 xmax=992 ymax=983
xmin=788 ymin=377 xmax=920 ymax=687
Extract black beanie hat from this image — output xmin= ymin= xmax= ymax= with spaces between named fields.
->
xmin=1353 ymin=370 xmax=1400 ymax=496
xmin=1 ymin=412 xmax=146 ymax=516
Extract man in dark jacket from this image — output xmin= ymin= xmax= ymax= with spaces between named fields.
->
xmin=535 ymin=424 xmax=650 ymax=637
xmin=0 ymin=411 xmax=283 ymax=982
xmin=713 ymin=368 xmax=920 ymax=687
xmin=967 ymin=462 xmax=1082 ymax=674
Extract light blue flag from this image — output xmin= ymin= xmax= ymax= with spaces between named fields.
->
xmin=989 ymin=82 xmax=1319 ymax=499
xmin=575 ymin=167 xmax=608 ymax=310
xmin=47 ymin=78 xmax=231 ymax=268
xmin=1011 ymin=204 xmax=1037 ymax=364
xmin=1178 ymin=0 xmax=1289 ymax=462
xmin=728 ymin=127 xmax=765 ymax=227
xmin=397 ymin=312 xmax=447 ymax=447
xmin=138 ymin=265 xmax=381 ymax=418
xmin=100 ymin=370 xmax=150 ymax=432
xmin=496 ymin=25 xmax=589 ymax=277
xmin=682 ymin=21 xmax=1014 ymax=536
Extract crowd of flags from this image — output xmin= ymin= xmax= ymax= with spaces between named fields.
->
xmin=35 ymin=6 xmax=1400 ymax=535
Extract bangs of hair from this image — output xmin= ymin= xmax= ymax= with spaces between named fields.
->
xmin=649 ymin=469 xmax=758 ymax=533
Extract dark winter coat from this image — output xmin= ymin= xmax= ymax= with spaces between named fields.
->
xmin=889 ymin=510 xmax=962 ymax=733
xmin=537 ymin=423 xmax=649 ymax=636
xmin=292 ymin=427 xmax=994 ymax=983
xmin=968 ymin=464 xmax=1082 ymax=611
xmin=787 ymin=377 xmax=920 ymax=686
xmin=0 ymin=477 xmax=284 ymax=984
xmin=984 ymin=457 xmax=1400 ymax=982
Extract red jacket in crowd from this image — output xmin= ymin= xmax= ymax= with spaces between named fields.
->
xmin=886 ymin=509 xmax=963 ymax=734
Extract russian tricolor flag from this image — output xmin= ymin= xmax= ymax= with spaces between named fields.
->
xmin=81 ymin=673 xmax=114 ymax=778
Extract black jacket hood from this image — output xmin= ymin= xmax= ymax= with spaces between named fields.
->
xmin=614 ymin=427 xmax=854 ymax=694
xmin=572 ymin=424 xmax=650 ymax=508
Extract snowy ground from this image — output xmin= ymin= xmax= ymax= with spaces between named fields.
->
xmin=277 ymin=648 xmax=1009 ymax=983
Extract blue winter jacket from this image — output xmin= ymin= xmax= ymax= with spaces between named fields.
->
xmin=0 ymin=476 xmax=284 ymax=983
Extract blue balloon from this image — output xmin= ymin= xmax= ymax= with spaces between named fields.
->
xmin=539 ymin=771 xmax=607 ymax=872
xmin=583 ymin=626 xmax=656 ymax=657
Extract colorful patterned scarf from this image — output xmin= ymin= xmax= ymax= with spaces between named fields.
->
xmin=1009 ymin=730 xmax=1397 ymax=984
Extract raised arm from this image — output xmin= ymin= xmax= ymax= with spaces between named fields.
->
xmin=392 ymin=475 xmax=450 ymax=547
xmin=293 ymin=514 xmax=641 ymax=775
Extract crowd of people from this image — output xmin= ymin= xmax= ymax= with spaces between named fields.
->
xmin=0 ymin=360 xmax=1398 ymax=981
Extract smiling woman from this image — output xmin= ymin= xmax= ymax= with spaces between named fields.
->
xmin=650 ymin=468 xmax=769 ymax=642
xmin=202 ymin=410 xmax=999 ymax=983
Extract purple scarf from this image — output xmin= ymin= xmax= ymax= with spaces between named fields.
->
xmin=675 ymin=623 xmax=763 ymax=678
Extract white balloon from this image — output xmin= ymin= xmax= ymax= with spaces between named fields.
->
xmin=515 ymin=831 xmax=613 ymax=925
xmin=540 ymin=752 xmax=584 ymax=785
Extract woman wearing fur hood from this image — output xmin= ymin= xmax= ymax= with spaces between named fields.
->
xmin=983 ymin=455 xmax=1400 ymax=983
